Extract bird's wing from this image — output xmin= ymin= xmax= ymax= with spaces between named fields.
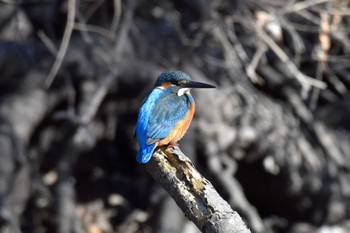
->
xmin=146 ymin=93 xmax=190 ymax=144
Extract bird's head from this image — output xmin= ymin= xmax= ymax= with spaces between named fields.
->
xmin=154 ymin=71 xmax=215 ymax=96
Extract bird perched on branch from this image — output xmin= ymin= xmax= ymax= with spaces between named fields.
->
xmin=135 ymin=71 xmax=215 ymax=163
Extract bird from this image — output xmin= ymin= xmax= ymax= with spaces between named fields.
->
xmin=135 ymin=71 xmax=215 ymax=164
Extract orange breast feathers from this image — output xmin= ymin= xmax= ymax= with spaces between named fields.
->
xmin=157 ymin=101 xmax=196 ymax=146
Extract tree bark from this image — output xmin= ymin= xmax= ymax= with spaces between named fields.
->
xmin=145 ymin=146 xmax=251 ymax=233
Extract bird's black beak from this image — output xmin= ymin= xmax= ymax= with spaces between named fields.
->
xmin=181 ymin=81 xmax=216 ymax=89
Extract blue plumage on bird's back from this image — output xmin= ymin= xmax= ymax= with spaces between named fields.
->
xmin=135 ymin=88 xmax=164 ymax=163
xmin=135 ymin=86 xmax=192 ymax=163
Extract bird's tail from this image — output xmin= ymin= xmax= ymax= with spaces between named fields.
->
xmin=136 ymin=143 xmax=157 ymax=164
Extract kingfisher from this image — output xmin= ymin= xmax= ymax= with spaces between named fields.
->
xmin=135 ymin=71 xmax=215 ymax=164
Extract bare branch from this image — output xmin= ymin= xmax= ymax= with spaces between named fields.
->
xmin=282 ymin=0 xmax=333 ymax=14
xmin=45 ymin=0 xmax=76 ymax=88
xmin=145 ymin=146 xmax=251 ymax=233
xmin=256 ymin=27 xmax=327 ymax=91
xmin=111 ymin=0 xmax=122 ymax=35
xmin=37 ymin=30 xmax=58 ymax=56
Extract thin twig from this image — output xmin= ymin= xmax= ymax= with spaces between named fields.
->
xmin=45 ymin=0 xmax=76 ymax=88
xmin=73 ymin=23 xmax=115 ymax=41
xmin=79 ymin=74 xmax=115 ymax=125
xmin=75 ymin=11 xmax=112 ymax=65
xmin=225 ymin=17 xmax=265 ymax=84
xmin=113 ymin=0 xmax=137 ymax=53
xmin=111 ymin=0 xmax=122 ymax=36
xmin=0 ymin=0 xmax=16 ymax=3
xmin=246 ymin=45 xmax=267 ymax=85
xmin=256 ymin=27 xmax=327 ymax=91
xmin=212 ymin=23 xmax=242 ymax=78
xmin=37 ymin=30 xmax=58 ymax=56
xmin=282 ymin=0 xmax=332 ymax=14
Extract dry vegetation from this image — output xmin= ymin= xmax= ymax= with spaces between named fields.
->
xmin=0 ymin=0 xmax=350 ymax=232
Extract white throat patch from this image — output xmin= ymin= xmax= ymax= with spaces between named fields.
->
xmin=177 ymin=88 xmax=191 ymax=96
